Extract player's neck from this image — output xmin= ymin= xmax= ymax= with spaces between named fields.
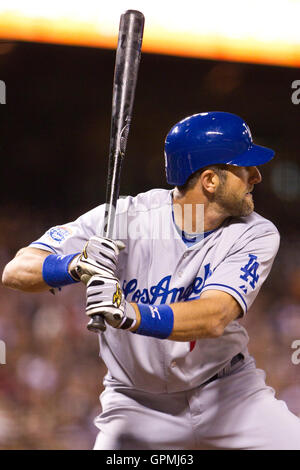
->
xmin=172 ymin=188 xmax=228 ymax=233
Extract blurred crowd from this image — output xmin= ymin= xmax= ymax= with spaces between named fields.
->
xmin=0 ymin=212 xmax=104 ymax=449
xmin=0 ymin=280 xmax=103 ymax=450
xmin=0 ymin=213 xmax=299 ymax=450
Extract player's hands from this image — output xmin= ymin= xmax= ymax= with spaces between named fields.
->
xmin=70 ymin=236 xmax=125 ymax=285
xmin=85 ymin=274 xmax=137 ymax=330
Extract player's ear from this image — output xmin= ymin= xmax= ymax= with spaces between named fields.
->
xmin=200 ymin=169 xmax=219 ymax=194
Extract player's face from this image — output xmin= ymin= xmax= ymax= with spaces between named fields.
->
xmin=215 ymin=166 xmax=262 ymax=217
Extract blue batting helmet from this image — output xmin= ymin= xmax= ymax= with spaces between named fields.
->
xmin=164 ymin=112 xmax=274 ymax=185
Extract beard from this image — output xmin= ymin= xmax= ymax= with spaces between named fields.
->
xmin=214 ymin=182 xmax=254 ymax=218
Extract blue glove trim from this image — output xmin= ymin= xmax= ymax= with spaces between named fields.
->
xmin=42 ymin=253 xmax=80 ymax=288
xmin=135 ymin=304 xmax=174 ymax=339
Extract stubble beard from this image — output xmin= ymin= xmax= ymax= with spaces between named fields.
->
xmin=214 ymin=183 xmax=254 ymax=218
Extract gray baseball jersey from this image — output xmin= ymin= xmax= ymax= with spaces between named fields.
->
xmin=30 ymin=188 xmax=280 ymax=393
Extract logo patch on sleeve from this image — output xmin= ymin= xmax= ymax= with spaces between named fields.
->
xmin=47 ymin=226 xmax=72 ymax=243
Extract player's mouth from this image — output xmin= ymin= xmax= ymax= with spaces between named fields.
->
xmin=245 ymin=187 xmax=254 ymax=196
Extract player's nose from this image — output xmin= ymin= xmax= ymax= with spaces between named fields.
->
xmin=248 ymin=166 xmax=262 ymax=185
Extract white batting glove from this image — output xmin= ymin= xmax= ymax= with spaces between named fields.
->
xmin=71 ymin=236 xmax=125 ymax=285
xmin=86 ymin=274 xmax=137 ymax=330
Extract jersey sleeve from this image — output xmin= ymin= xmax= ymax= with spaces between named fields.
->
xmin=200 ymin=227 xmax=280 ymax=315
xmin=29 ymin=204 xmax=106 ymax=255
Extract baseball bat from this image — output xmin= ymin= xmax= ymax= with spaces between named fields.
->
xmin=87 ymin=10 xmax=145 ymax=333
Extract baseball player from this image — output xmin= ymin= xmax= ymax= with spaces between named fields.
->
xmin=3 ymin=112 xmax=300 ymax=450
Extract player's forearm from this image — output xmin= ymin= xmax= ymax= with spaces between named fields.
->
xmin=130 ymin=292 xmax=241 ymax=342
xmin=130 ymin=299 xmax=224 ymax=341
xmin=168 ymin=298 xmax=229 ymax=341
xmin=2 ymin=247 xmax=51 ymax=292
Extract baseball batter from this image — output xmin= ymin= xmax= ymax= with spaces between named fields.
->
xmin=3 ymin=112 xmax=300 ymax=450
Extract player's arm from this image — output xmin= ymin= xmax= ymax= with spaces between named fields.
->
xmin=2 ymin=247 xmax=53 ymax=292
xmin=85 ymin=275 xmax=242 ymax=340
xmin=131 ymin=290 xmax=241 ymax=340
xmin=1 ymin=247 xmax=80 ymax=292
xmin=2 ymin=236 xmax=123 ymax=294
xmin=167 ymin=290 xmax=241 ymax=341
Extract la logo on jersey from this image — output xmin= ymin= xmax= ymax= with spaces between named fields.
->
xmin=239 ymin=254 xmax=260 ymax=293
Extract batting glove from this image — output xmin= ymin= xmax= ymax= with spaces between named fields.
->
xmin=70 ymin=236 xmax=125 ymax=285
xmin=85 ymin=274 xmax=137 ymax=330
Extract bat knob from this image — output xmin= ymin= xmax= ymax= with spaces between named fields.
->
xmin=87 ymin=314 xmax=106 ymax=333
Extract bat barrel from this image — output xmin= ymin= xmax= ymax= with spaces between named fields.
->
xmin=113 ymin=10 xmax=144 ymax=138
xmin=104 ymin=10 xmax=144 ymax=239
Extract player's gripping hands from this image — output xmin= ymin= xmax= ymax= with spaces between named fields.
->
xmin=86 ymin=275 xmax=137 ymax=330
xmin=85 ymin=274 xmax=175 ymax=339
xmin=72 ymin=236 xmax=125 ymax=284
xmin=42 ymin=235 xmax=175 ymax=339
xmin=42 ymin=236 xmax=124 ymax=289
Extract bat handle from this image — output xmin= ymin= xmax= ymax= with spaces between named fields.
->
xmin=87 ymin=314 xmax=106 ymax=333
xmin=86 ymin=213 xmax=113 ymax=334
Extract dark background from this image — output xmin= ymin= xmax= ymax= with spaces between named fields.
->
xmin=0 ymin=42 xmax=299 ymax=449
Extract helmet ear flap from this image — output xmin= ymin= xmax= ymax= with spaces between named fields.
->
xmin=164 ymin=112 xmax=274 ymax=186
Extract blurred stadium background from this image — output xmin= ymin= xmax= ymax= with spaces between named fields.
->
xmin=0 ymin=0 xmax=300 ymax=450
